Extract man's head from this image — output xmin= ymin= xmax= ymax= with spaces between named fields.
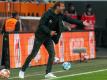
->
xmin=52 ymin=2 xmax=65 ymax=14
xmin=12 ymin=12 xmax=19 ymax=19
xmin=86 ymin=4 xmax=92 ymax=12
xmin=69 ymin=4 xmax=76 ymax=14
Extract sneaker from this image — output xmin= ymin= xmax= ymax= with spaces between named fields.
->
xmin=19 ymin=70 xmax=24 ymax=79
xmin=45 ymin=73 xmax=56 ymax=79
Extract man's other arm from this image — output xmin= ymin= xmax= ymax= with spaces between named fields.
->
xmin=39 ymin=12 xmax=51 ymax=35
xmin=15 ymin=21 xmax=20 ymax=31
xmin=62 ymin=14 xmax=84 ymax=27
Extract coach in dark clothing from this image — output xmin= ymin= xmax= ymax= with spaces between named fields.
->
xmin=19 ymin=2 xmax=90 ymax=79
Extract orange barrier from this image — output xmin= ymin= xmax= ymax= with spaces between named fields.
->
xmin=9 ymin=31 xmax=96 ymax=68
xmin=46 ymin=3 xmax=54 ymax=11
xmin=12 ymin=2 xmax=21 ymax=13
xmin=38 ymin=3 xmax=45 ymax=16
xmin=0 ymin=2 xmax=53 ymax=16
xmin=0 ymin=2 xmax=8 ymax=16
xmin=0 ymin=2 xmax=5 ymax=13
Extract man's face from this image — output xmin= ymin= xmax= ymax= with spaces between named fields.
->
xmin=16 ymin=14 xmax=19 ymax=20
xmin=87 ymin=8 xmax=92 ymax=12
xmin=64 ymin=10 xmax=69 ymax=14
xmin=71 ymin=6 xmax=75 ymax=11
xmin=57 ymin=3 xmax=65 ymax=14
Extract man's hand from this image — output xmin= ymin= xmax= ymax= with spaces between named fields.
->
xmin=50 ymin=31 xmax=57 ymax=36
xmin=83 ymin=20 xmax=91 ymax=27
xmin=67 ymin=26 xmax=72 ymax=31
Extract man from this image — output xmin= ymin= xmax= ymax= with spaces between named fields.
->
xmin=69 ymin=4 xmax=78 ymax=29
xmin=2 ymin=12 xmax=20 ymax=69
xmin=19 ymin=2 xmax=90 ymax=79
xmin=81 ymin=4 xmax=96 ymax=30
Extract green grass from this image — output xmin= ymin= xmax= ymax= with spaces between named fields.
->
xmin=54 ymin=70 xmax=107 ymax=80
xmin=7 ymin=59 xmax=107 ymax=80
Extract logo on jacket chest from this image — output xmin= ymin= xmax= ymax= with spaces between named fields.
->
xmin=49 ymin=19 xmax=53 ymax=23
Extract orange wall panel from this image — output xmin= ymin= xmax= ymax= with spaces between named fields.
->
xmin=9 ymin=31 xmax=96 ymax=68
xmin=0 ymin=2 xmax=53 ymax=16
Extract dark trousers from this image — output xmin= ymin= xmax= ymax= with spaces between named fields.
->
xmin=22 ymin=37 xmax=55 ymax=74
xmin=1 ymin=34 xmax=10 ymax=69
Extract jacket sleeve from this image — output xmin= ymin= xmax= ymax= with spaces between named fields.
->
xmin=2 ymin=24 xmax=5 ymax=33
xmin=1 ymin=20 xmax=6 ymax=33
xmin=15 ymin=21 xmax=20 ymax=32
xmin=62 ymin=14 xmax=84 ymax=26
xmin=39 ymin=12 xmax=51 ymax=34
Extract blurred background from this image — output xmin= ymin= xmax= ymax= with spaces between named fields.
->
xmin=0 ymin=0 xmax=107 ymax=57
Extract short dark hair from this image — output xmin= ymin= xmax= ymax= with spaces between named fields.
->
xmin=86 ymin=4 xmax=92 ymax=9
xmin=12 ymin=12 xmax=18 ymax=18
xmin=52 ymin=1 xmax=64 ymax=9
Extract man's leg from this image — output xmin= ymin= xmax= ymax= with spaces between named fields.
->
xmin=5 ymin=34 xmax=10 ymax=69
xmin=21 ymin=38 xmax=43 ymax=72
xmin=1 ymin=35 xmax=6 ymax=67
xmin=1 ymin=34 xmax=10 ymax=69
xmin=43 ymin=38 xmax=56 ymax=78
xmin=19 ymin=37 xmax=43 ymax=79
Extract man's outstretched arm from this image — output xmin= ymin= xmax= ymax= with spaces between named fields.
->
xmin=62 ymin=14 xmax=90 ymax=27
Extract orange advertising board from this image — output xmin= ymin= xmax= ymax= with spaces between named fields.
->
xmin=9 ymin=31 xmax=96 ymax=68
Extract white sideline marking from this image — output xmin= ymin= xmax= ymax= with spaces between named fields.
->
xmin=9 ymin=70 xmax=65 ymax=79
xmin=50 ymin=69 xmax=107 ymax=80
xmin=9 ymin=68 xmax=107 ymax=80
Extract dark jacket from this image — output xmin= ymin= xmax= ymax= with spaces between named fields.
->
xmin=35 ymin=9 xmax=84 ymax=44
